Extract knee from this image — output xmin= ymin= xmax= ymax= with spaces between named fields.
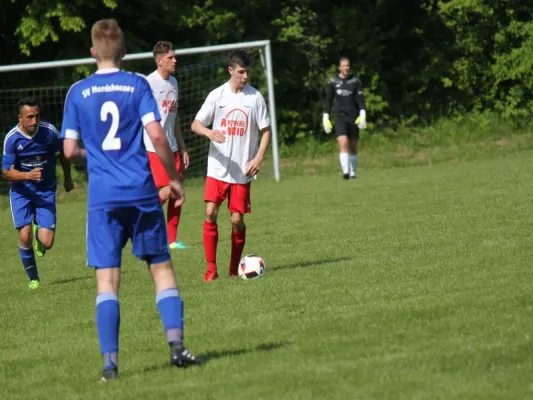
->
xmin=19 ymin=230 xmax=32 ymax=248
xmin=41 ymin=235 xmax=54 ymax=250
xmin=205 ymin=204 xmax=218 ymax=223
xmin=231 ymin=214 xmax=245 ymax=231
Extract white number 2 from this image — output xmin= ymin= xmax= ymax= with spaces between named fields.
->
xmin=101 ymin=101 xmax=121 ymax=151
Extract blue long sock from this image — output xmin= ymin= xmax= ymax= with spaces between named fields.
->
xmin=96 ymin=292 xmax=120 ymax=369
xmin=19 ymin=245 xmax=39 ymax=281
xmin=156 ymin=288 xmax=184 ymax=344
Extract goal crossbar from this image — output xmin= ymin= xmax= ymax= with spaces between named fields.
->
xmin=0 ymin=40 xmax=280 ymax=181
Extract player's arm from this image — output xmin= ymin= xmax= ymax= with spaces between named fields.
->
xmin=354 ymin=78 xmax=367 ymax=129
xmin=1 ymin=136 xmax=42 ymax=182
xmin=191 ymin=91 xmax=225 ymax=143
xmin=245 ymin=94 xmax=271 ymax=177
xmin=245 ymin=127 xmax=271 ymax=178
xmin=322 ymin=79 xmax=334 ymax=133
xmin=174 ymin=117 xmax=189 ymax=168
xmin=51 ymin=125 xmax=74 ymax=192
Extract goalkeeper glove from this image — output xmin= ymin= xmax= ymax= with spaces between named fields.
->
xmin=322 ymin=113 xmax=333 ymax=134
xmin=355 ymin=110 xmax=367 ymax=129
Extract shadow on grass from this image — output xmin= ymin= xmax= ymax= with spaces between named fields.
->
xmin=133 ymin=341 xmax=289 ymax=375
xmin=274 ymin=256 xmax=354 ymax=271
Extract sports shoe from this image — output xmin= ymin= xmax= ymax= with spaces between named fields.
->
xmin=28 ymin=280 xmax=40 ymax=290
xmin=203 ymin=269 xmax=219 ymax=282
xmin=100 ymin=366 xmax=118 ymax=382
xmin=350 ymin=173 xmax=357 ymax=179
xmin=33 ymin=224 xmax=46 ymax=257
xmin=169 ymin=241 xmax=188 ymax=250
xmin=170 ymin=343 xmax=198 ymax=368
xmin=343 ymin=173 xmax=350 ymax=180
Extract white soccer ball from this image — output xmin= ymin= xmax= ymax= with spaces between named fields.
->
xmin=238 ymin=254 xmax=266 ymax=280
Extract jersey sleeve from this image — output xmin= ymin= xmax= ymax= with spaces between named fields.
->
xmin=138 ymin=77 xmax=161 ymax=127
xmin=256 ymin=92 xmax=271 ymax=130
xmin=194 ymin=90 xmax=217 ymax=127
xmin=60 ymin=84 xmax=81 ymax=141
xmin=2 ymin=134 xmax=16 ymax=170
xmin=324 ymin=79 xmax=335 ymax=114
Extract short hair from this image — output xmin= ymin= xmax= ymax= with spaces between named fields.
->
xmin=228 ymin=50 xmax=251 ymax=69
xmin=91 ymin=19 xmax=125 ymax=63
xmin=339 ymin=56 xmax=350 ymax=64
xmin=153 ymin=41 xmax=174 ymax=58
xmin=17 ymin=96 xmax=39 ymax=113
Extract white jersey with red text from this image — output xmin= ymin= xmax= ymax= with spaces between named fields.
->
xmin=194 ymin=82 xmax=270 ymax=184
xmin=143 ymin=71 xmax=179 ymax=152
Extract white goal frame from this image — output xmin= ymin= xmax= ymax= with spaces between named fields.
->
xmin=0 ymin=40 xmax=281 ymax=181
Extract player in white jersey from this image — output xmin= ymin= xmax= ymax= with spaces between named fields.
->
xmin=191 ymin=50 xmax=271 ymax=282
xmin=144 ymin=41 xmax=190 ymax=250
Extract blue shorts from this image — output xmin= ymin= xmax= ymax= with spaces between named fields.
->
xmin=10 ymin=190 xmax=56 ymax=230
xmin=86 ymin=203 xmax=170 ymax=268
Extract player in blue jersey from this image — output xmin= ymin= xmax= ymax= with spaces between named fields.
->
xmin=2 ymin=97 xmax=74 ymax=290
xmin=60 ymin=19 xmax=197 ymax=382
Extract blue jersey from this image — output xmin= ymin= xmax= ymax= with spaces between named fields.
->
xmin=2 ymin=121 xmax=62 ymax=195
xmin=60 ymin=69 xmax=161 ymax=210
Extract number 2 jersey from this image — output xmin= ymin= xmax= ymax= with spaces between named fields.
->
xmin=194 ymin=82 xmax=270 ymax=184
xmin=60 ymin=68 xmax=161 ymax=210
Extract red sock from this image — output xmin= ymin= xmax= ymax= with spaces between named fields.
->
xmin=229 ymin=226 xmax=246 ymax=275
xmin=167 ymin=201 xmax=181 ymax=244
xmin=203 ymin=220 xmax=218 ymax=271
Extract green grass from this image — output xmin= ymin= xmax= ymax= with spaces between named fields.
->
xmin=1 ymin=150 xmax=533 ymax=399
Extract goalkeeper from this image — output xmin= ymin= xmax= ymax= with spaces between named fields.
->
xmin=322 ymin=56 xmax=367 ymax=179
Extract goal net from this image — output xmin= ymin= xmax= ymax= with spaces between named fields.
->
xmin=0 ymin=40 xmax=280 ymax=195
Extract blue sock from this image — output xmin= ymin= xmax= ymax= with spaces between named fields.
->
xmin=96 ymin=292 xmax=120 ymax=369
xmin=156 ymin=288 xmax=184 ymax=344
xmin=19 ymin=245 xmax=39 ymax=281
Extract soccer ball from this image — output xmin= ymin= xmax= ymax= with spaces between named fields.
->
xmin=238 ymin=255 xmax=266 ymax=280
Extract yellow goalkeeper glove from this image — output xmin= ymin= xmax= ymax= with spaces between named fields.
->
xmin=355 ymin=110 xmax=367 ymax=129
xmin=322 ymin=113 xmax=333 ymax=134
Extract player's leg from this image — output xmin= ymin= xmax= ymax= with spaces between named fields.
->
xmin=203 ymin=177 xmax=229 ymax=282
xmin=228 ymin=182 xmax=252 ymax=276
xmin=168 ymin=152 xmax=187 ymax=250
xmin=34 ymin=191 xmax=57 ymax=255
xmin=11 ymin=191 xmax=40 ymax=288
xmin=348 ymin=127 xmax=360 ymax=178
xmin=87 ymin=208 xmax=125 ymax=381
xmin=129 ymin=203 xmax=197 ymax=366
xmin=335 ymin=118 xmax=350 ymax=179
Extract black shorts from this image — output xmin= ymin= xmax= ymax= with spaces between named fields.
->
xmin=334 ymin=117 xmax=359 ymax=139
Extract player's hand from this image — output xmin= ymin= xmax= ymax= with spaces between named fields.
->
xmin=245 ymin=156 xmax=263 ymax=177
xmin=168 ymin=179 xmax=185 ymax=208
xmin=355 ymin=110 xmax=367 ymax=129
xmin=207 ymin=130 xmax=225 ymax=143
xmin=322 ymin=113 xmax=332 ymax=134
xmin=158 ymin=185 xmax=171 ymax=202
xmin=64 ymin=177 xmax=74 ymax=193
xmin=27 ymin=167 xmax=43 ymax=181
xmin=182 ymin=151 xmax=190 ymax=169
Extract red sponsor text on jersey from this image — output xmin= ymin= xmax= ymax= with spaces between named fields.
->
xmin=221 ymin=108 xmax=249 ymax=136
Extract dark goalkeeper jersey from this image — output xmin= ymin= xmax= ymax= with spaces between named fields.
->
xmin=324 ymin=75 xmax=365 ymax=121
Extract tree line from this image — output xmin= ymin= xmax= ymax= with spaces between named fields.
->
xmin=1 ymin=0 xmax=531 ymax=143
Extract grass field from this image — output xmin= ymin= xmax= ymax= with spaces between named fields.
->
xmin=1 ymin=150 xmax=533 ymax=399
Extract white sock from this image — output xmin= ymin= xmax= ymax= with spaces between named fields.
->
xmin=349 ymin=154 xmax=358 ymax=177
xmin=339 ymin=152 xmax=350 ymax=175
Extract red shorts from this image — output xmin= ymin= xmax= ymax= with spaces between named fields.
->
xmin=147 ymin=151 xmax=183 ymax=187
xmin=204 ymin=176 xmax=252 ymax=214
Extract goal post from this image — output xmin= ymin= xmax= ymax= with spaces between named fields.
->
xmin=0 ymin=40 xmax=280 ymax=183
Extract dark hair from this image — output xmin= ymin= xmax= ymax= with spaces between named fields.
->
xmin=153 ymin=41 xmax=174 ymax=58
xmin=339 ymin=56 xmax=350 ymax=64
xmin=228 ymin=50 xmax=251 ymax=68
xmin=17 ymin=96 xmax=39 ymax=113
